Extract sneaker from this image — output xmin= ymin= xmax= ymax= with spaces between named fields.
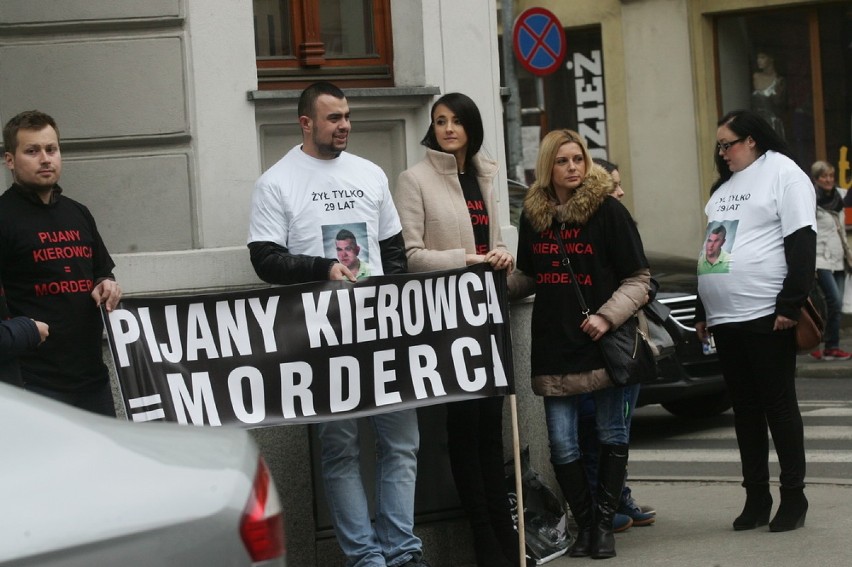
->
xmin=809 ymin=350 xmax=823 ymax=360
xmin=639 ymin=503 xmax=656 ymax=515
xmin=823 ymin=348 xmax=852 ymax=361
xmin=619 ymin=498 xmax=656 ymax=526
xmin=621 ymin=491 xmax=656 ymax=517
xmin=613 ymin=513 xmax=633 ymax=532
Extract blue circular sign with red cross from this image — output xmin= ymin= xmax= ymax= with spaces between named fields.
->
xmin=512 ymin=7 xmax=566 ymax=76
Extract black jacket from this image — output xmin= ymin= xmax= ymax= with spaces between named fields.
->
xmin=2 ymin=270 xmax=40 ymax=385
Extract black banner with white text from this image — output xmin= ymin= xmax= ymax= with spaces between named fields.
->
xmin=105 ymin=265 xmax=514 ymax=427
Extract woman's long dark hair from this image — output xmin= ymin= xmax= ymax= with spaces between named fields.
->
xmin=421 ymin=92 xmax=484 ymax=176
xmin=711 ymin=109 xmax=793 ymax=193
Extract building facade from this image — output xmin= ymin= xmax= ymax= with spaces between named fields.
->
xmin=511 ymin=0 xmax=851 ymax=256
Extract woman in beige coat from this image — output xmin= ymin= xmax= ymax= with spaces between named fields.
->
xmin=396 ymin=93 xmax=520 ymax=567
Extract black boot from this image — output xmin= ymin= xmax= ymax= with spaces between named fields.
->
xmin=769 ymin=487 xmax=808 ymax=532
xmin=553 ymin=460 xmax=594 ymax=558
xmin=733 ymin=485 xmax=772 ymax=531
xmin=591 ymin=444 xmax=629 ymax=560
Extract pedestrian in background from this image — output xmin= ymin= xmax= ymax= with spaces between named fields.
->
xmin=395 ymin=92 xmax=519 ymax=567
xmin=809 ymin=160 xmax=851 ymax=361
xmin=695 ymin=109 xmax=814 ymax=533
xmin=513 ymin=129 xmax=651 ymax=559
xmin=577 ymin=158 xmax=656 ymax=531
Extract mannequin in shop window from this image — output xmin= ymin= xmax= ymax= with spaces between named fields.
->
xmin=751 ymin=50 xmax=786 ymax=139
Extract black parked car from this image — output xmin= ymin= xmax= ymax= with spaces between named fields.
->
xmin=638 ymin=253 xmax=731 ymax=417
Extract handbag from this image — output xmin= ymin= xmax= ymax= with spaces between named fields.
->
xmin=551 ymin=222 xmax=657 ymax=387
xmin=795 ymin=296 xmax=825 ymax=354
xmin=638 ymin=298 xmax=680 ymax=359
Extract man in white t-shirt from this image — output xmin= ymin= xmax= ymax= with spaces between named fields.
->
xmin=247 ymin=82 xmax=426 ymax=567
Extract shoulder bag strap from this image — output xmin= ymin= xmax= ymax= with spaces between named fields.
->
xmin=830 ymin=213 xmax=851 ymax=254
xmin=551 ymin=220 xmax=590 ymax=320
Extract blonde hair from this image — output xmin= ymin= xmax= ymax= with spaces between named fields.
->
xmin=530 ymin=129 xmax=592 ymax=199
xmin=810 ymin=160 xmax=835 ymax=182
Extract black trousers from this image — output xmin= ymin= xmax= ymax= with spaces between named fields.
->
xmin=712 ymin=322 xmax=806 ymax=490
xmin=447 ymin=396 xmax=517 ymax=566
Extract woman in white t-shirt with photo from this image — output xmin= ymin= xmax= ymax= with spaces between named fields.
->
xmin=695 ymin=109 xmax=815 ymax=534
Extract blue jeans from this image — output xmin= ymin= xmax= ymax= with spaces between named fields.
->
xmin=545 ymin=387 xmax=629 ymax=465
xmin=578 ymin=385 xmax=638 ymax=492
xmin=816 ymin=268 xmax=845 ymax=349
xmin=317 ymin=410 xmax=421 ymax=567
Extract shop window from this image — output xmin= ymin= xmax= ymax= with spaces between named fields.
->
xmin=253 ymin=0 xmax=394 ymax=89
xmin=715 ymin=3 xmax=852 ymax=182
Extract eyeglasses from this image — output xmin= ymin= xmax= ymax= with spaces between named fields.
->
xmin=716 ymin=138 xmax=746 ymax=152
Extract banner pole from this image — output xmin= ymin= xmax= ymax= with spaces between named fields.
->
xmin=509 ymin=393 xmax=526 ymax=566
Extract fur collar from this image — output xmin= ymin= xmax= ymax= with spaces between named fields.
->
xmin=522 ymin=164 xmax=614 ymax=232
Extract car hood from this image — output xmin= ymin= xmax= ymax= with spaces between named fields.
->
xmin=0 ymin=383 xmax=256 ymax=562
xmin=647 ymin=252 xmax=699 ymax=296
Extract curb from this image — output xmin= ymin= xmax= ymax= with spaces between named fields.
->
xmin=796 ymin=332 xmax=852 ymax=377
xmin=795 ymin=357 xmax=852 ymax=378
xmin=629 ymin=476 xmax=852 ymax=487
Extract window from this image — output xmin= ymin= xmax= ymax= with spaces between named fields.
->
xmin=253 ymin=0 xmax=394 ymax=89
xmin=715 ymin=3 xmax=852 ymax=176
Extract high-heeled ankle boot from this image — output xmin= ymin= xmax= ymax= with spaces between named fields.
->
xmin=591 ymin=444 xmax=628 ymax=560
xmin=553 ymin=460 xmax=594 ymax=557
xmin=769 ymin=487 xmax=808 ymax=532
xmin=733 ymin=486 xmax=772 ymax=531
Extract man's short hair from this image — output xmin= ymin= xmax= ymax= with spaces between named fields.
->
xmin=335 ymin=229 xmax=357 ymax=244
xmin=3 ymin=110 xmax=59 ymax=154
xmin=298 ymin=81 xmax=346 ymax=120
xmin=710 ymin=225 xmax=727 ymax=239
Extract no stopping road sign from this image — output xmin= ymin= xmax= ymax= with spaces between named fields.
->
xmin=512 ymin=7 xmax=566 ymax=76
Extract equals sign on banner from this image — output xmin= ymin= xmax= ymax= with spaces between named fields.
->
xmin=128 ymin=394 xmax=166 ymax=422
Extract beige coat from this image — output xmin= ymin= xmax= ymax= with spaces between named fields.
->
xmin=395 ymin=149 xmax=509 ymax=272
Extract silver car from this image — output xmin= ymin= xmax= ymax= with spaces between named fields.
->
xmin=0 ymin=382 xmax=286 ymax=567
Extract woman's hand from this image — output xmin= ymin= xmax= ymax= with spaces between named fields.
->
xmin=580 ymin=314 xmax=612 ymax=341
xmin=483 ymin=249 xmax=514 ymax=273
xmin=695 ymin=321 xmax=709 ymax=344
xmin=773 ymin=314 xmax=796 ymax=331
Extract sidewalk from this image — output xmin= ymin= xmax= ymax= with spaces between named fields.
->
xmin=542 ymin=480 xmax=852 ymax=566
xmin=796 ymin=328 xmax=852 ymax=378
xmin=540 ymin=328 xmax=852 ymax=566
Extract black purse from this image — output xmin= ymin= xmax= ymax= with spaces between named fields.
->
xmin=551 ymin=222 xmax=657 ymax=387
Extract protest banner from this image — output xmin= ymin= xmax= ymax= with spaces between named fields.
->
xmin=105 ymin=264 xmax=514 ymax=427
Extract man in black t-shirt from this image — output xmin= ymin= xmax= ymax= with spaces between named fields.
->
xmin=1 ymin=110 xmax=121 ymax=415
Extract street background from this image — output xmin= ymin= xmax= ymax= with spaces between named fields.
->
xmin=499 ymin=331 xmax=852 ymax=567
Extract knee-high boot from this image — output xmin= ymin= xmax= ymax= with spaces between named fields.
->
xmin=553 ymin=460 xmax=594 ymax=558
xmin=592 ymin=444 xmax=629 ymax=560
